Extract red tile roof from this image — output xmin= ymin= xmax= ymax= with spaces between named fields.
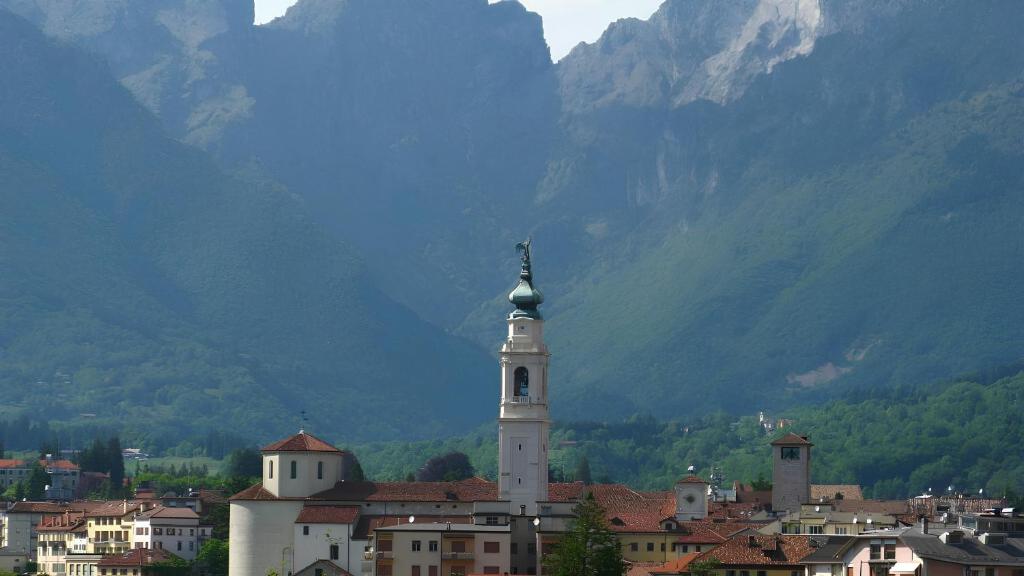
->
xmin=650 ymin=552 xmax=702 ymax=575
xmin=295 ymin=506 xmax=361 ymax=524
xmin=548 ymin=481 xmax=587 ymax=502
xmin=98 ymin=548 xmax=180 ymax=567
xmin=678 ymin=476 xmax=708 ymax=484
xmin=137 ymin=505 xmax=200 ymax=520
xmin=42 ymin=459 xmax=79 ymax=470
xmin=229 ymin=482 xmax=304 ymax=501
xmin=353 ymin=515 xmax=471 ymax=539
xmin=7 ymin=501 xmax=69 ymax=514
xmin=0 ymin=459 xmax=23 ymax=468
xmin=262 ymin=431 xmax=343 ymax=453
xmin=811 ymin=485 xmax=864 ymax=501
xmin=37 ymin=513 xmax=85 ymax=531
xmin=311 ymin=477 xmax=497 ymax=502
xmin=698 ymin=534 xmax=815 ymax=567
xmin=588 ymin=484 xmax=675 ymax=533
xmin=676 ymin=522 xmax=753 ymax=544
xmin=770 ymin=433 xmax=813 ymax=446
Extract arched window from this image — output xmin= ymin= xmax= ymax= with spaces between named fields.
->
xmin=268 ymin=460 xmax=274 ymax=479
xmin=514 ymin=367 xmax=529 ymax=396
xmin=290 ymin=460 xmax=297 ymax=479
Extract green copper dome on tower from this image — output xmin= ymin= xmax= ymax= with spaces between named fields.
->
xmin=509 ymin=238 xmax=543 ymax=319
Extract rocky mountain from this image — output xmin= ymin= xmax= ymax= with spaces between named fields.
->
xmin=2 ymin=0 xmax=1023 ymax=438
xmin=0 ymin=8 xmax=492 ymax=445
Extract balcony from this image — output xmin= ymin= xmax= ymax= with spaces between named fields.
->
xmin=376 ymin=551 xmax=393 ymax=559
xmin=442 ymin=552 xmax=474 ymax=560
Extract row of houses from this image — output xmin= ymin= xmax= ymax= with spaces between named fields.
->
xmin=0 ymin=495 xmax=216 ymax=574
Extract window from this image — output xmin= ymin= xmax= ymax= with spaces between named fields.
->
xmin=330 ymin=544 xmax=339 ymax=560
xmin=884 ymin=540 xmax=896 ymax=560
xmin=268 ymin=461 xmax=273 ymax=479
xmin=412 ymin=566 xmax=421 ymax=576
xmin=412 ymin=540 xmax=422 ymax=552
xmin=484 ymin=541 xmax=500 ymax=553
xmin=647 ymin=542 xmax=655 ymax=552
xmin=378 ymin=539 xmax=393 ymax=552
xmin=318 ymin=461 xmax=324 ymax=480
xmin=316 ymin=570 xmax=324 ymax=576
xmin=696 ymin=545 xmax=702 ymax=552
xmin=429 ymin=540 xmax=438 ymax=552
xmin=630 ymin=543 xmax=638 ymax=552
xmin=291 ymin=460 xmax=297 ymax=479
xmin=511 ymin=542 xmax=518 ymax=555
xmin=177 ymin=542 xmax=182 ymax=551
xmin=303 ymin=526 xmax=310 ymax=535
xmin=835 ymin=527 xmax=848 ymax=535
xmin=781 ymin=447 xmax=801 ymax=460
xmin=661 ymin=543 xmax=666 ymax=552
xmin=726 ymin=571 xmax=736 ymax=576
xmin=870 ymin=541 xmax=881 ymax=560
xmin=379 ymin=566 xmax=393 ymax=576
xmin=189 ymin=541 xmax=193 ymax=551
xmin=485 ymin=516 xmax=499 ymax=525
xmin=528 ymin=543 xmax=537 ymax=555
xmin=740 ymin=571 xmax=750 ymax=576
xmin=429 ymin=566 xmax=438 ymax=576
xmin=808 ymin=525 xmax=824 ymax=534
xmin=451 ymin=541 xmax=466 ymax=553
xmin=514 ymin=367 xmax=529 ymax=396
xmin=758 ymin=571 xmax=767 ymax=576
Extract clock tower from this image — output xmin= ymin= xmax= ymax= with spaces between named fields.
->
xmin=498 ymin=239 xmax=550 ymax=515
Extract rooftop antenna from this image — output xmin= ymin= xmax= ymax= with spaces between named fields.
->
xmin=299 ymin=409 xmax=308 ymax=434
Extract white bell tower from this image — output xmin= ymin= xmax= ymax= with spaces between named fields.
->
xmin=498 ymin=239 xmax=550 ymax=514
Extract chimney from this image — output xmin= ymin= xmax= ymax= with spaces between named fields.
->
xmin=920 ymin=516 xmax=929 ymax=534
xmin=123 ymin=499 xmax=127 ymax=514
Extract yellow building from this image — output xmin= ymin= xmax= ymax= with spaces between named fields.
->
xmin=84 ymin=501 xmax=142 ymax=554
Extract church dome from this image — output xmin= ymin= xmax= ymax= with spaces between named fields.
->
xmin=508 ymin=239 xmax=543 ymax=319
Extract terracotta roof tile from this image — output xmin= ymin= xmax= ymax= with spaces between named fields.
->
xmin=811 ymin=485 xmax=864 ymax=501
xmin=699 ymin=534 xmax=815 ymax=567
xmin=137 ymin=505 xmax=200 ymax=520
xmin=296 ymin=506 xmax=361 ymax=524
xmin=678 ymin=476 xmax=708 ymax=484
xmin=0 ymin=459 xmax=24 ymax=468
xmin=651 ymin=552 xmax=702 ymax=575
xmin=353 ymin=515 xmax=470 ymax=539
xmin=770 ymin=433 xmax=813 ymax=446
xmin=98 ymin=548 xmax=180 ymax=567
xmin=262 ymin=431 xmax=343 ymax=453
xmin=589 ymin=484 xmax=676 ymax=533
xmin=310 ymin=477 xmax=497 ymax=502
xmin=548 ymin=481 xmax=587 ymax=502
xmin=229 ymin=482 xmax=304 ymax=501
xmin=7 ymin=501 xmax=69 ymax=513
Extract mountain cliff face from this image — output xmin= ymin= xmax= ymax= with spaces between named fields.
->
xmin=2 ymin=0 xmax=1023 ymax=435
xmin=0 ymin=9 xmax=492 ymax=443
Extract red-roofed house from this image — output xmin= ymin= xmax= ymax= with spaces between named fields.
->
xmin=97 ymin=547 xmax=182 ymax=575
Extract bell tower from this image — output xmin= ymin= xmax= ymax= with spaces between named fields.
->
xmin=498 ymin=239 xmax=550 ymax=514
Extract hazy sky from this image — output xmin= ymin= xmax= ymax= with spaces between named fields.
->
xmin=253 ymin=0 xmax=664 ymax=61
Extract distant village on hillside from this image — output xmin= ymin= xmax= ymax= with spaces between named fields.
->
xmin=2 ymin=246 xmax=1022 ymax=576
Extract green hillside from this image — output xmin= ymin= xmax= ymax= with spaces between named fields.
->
xmin=350 ymin=367 xmax=1024 ymax=500
xmin=0 ymin=9 xmax=493 ymax=446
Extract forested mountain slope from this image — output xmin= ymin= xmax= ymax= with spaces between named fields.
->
xmin=0 ymin=9 xmax=492 ymax=444
xmin=2 ymin=0 xmax=1023 ymax=432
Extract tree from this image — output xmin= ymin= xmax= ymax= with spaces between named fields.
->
xmin=344 ymin=453 xmax=366 ymax=482
xmin=543 ymin=494 xmax=626 ymax=576
xmin=689 ymin=558 xmax=722 ymax=576
xmin=750 ymin=472 xmax=772 ymax=491
xmin=107 ymin=437 xmax=125 ymax=497
xmin=224 ymin=448 xmax=261 ymax=478
xmin=416 ymin=452 xmax=474 ymax=482
xmin=27 ymin=462 xmax=50 ymax=500
xmin=195 ymin=539 xmax=229 ymax=576
xmin=575 ymin=456 xmax=593 ymax=485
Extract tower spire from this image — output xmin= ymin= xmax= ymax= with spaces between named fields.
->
xmin=509 ymin=238 xmax=544 ymax=319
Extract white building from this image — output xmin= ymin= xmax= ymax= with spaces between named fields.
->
xmin=132 ymin=505 xmax=202 ymax=560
